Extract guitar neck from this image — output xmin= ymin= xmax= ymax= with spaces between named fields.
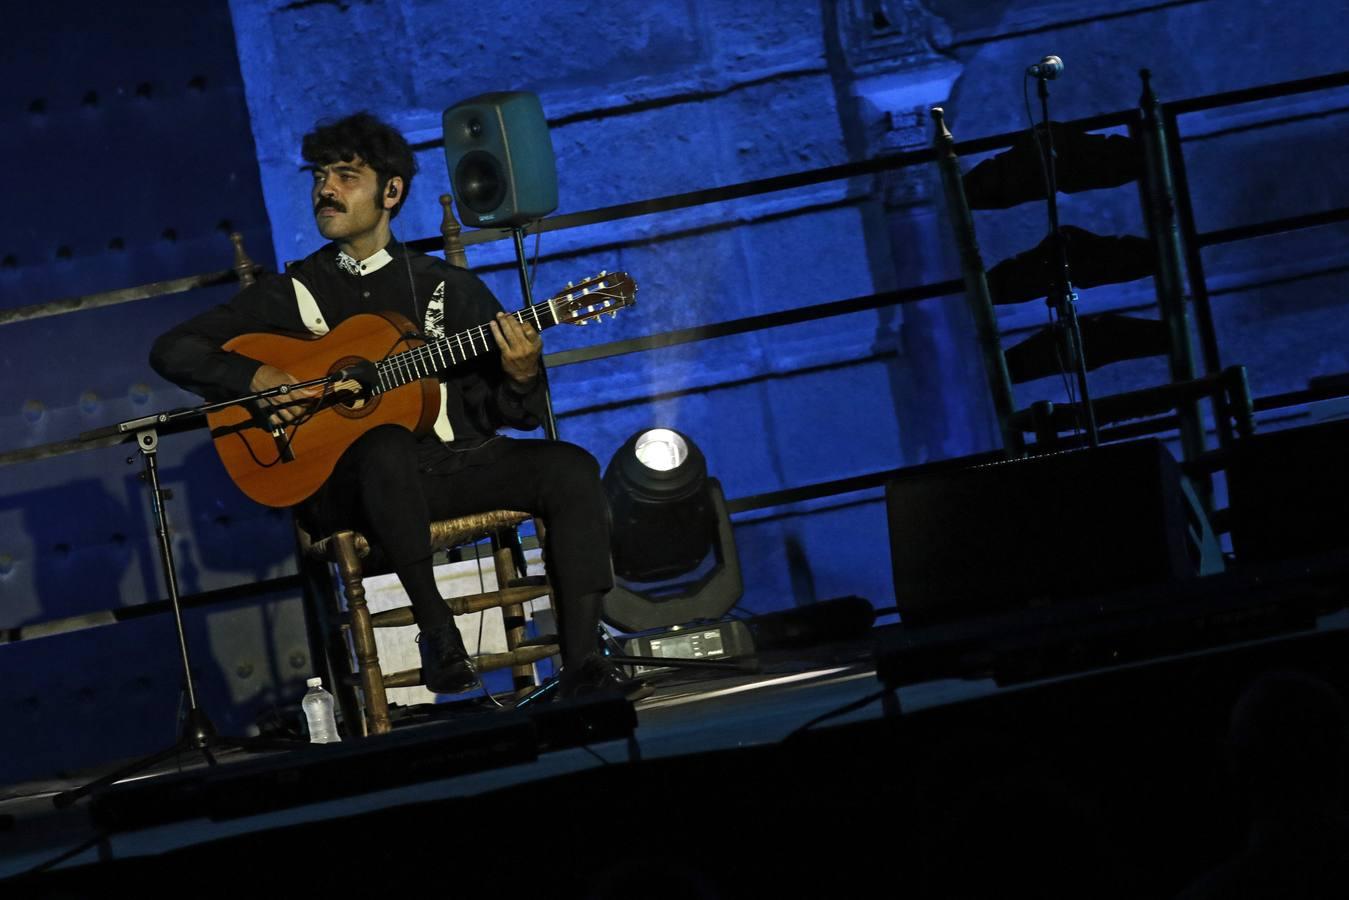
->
xmin=373 ymin=301 xmax=558 ymax=394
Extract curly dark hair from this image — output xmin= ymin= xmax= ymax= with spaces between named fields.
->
xmin=301 ymin=112 xmax=418 ymax=219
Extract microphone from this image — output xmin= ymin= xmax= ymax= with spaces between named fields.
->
xmin=1027 ymin=55 xmax=1064 ymax=79
xmin=330 ymin=359 xmax=380 ymax=389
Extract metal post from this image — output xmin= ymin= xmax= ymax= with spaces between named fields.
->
xmin=512 ymin=226 xmax=560 ymax=440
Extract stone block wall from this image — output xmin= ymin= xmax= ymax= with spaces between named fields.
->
xmin=1 ymin=0 xmax=1345 ymax=780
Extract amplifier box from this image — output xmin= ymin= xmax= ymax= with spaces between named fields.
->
xmin=885 ymin=440 xmax=1220 ymax=624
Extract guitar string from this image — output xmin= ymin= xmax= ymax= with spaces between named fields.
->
xmin=230 ymin=275 xmax=628 ymax=467
xmin=380 ymin=284 xmax=627 ymax=389
xmin=229 ymin=332 xmax=407 ymax=468
xmin=230 ymin=239 xmax=422 ymax=469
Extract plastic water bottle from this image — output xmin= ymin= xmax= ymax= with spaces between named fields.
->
xmin=301 ymin=677 xmax=340 ymax=743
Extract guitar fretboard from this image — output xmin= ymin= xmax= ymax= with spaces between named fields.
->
xmin=373 ymin=300 xmax=558 ymax=394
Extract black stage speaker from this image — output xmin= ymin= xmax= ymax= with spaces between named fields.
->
xmin=442 ymin=91 xmax=558 ymax=228
xmin=1227 ymin=418 xmax=1349 ymax=564
xmin=885 ymin=439 xmax=1221 ymax=624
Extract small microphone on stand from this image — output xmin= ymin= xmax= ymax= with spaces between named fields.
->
xmin=330 ymin=359 xmax=379 ymax=389
xmin=1027 ymin=55 xmax=1064 ymax=80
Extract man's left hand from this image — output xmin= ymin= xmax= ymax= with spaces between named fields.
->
xmin=490 ymin=312 xmax=542 ymax=385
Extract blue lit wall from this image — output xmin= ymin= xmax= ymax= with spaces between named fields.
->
xmin=1 ymin=0 xmax=1346 ymax=783
xmin=225 ymin=0 xmax=1349 ymax=614
xmin=0 ymin=1 xmax=294 ymax=783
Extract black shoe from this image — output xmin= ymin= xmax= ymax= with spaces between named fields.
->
xmin=416 ymin=621 xmax=479 ymax=694
xmin=558 ymin=655 xmax=653 ymax=702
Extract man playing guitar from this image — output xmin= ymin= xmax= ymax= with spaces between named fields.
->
xmin=150 ymin=112 xmax=632 ymax=700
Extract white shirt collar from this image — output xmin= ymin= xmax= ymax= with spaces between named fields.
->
xmin=336 ymin=247 xmax=394 ymax=276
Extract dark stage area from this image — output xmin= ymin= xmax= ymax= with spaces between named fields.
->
xmin=5 ymin=584 xmax=1349 ymax=897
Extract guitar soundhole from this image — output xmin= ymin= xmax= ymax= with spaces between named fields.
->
xmin=328 ymin=357 xmax=380 ymax=420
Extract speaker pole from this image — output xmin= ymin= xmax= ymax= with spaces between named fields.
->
xmin=512 ymin=225 xmax=560 ymax=440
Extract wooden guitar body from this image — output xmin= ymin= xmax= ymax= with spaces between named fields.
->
xmin=202 ymin=270 xmax=636 ymax=509
xmin=206 ymin=310 xmax=438 ymax=508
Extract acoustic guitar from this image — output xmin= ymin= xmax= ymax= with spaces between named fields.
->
xmin=206 ymin=271 xmax=636 ymax=507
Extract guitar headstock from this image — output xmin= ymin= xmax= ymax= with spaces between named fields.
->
xmin=549 ymin=271 xmax=637 ymax=326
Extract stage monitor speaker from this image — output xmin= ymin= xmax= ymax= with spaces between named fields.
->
xmin=1227 ymin=418 xmax=1349 ymax=564
xmin=885 ymin=439 xmax=1221 ymax=625
xmin=442 ymin=91 xmax=558 ymax=228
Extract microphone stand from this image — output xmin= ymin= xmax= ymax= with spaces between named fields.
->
xmin=1034 ymin=74 xmax=1100 ymax=447
xmin=511 ymin=225 xmax=559 ymax=440
xmin=52 ymin=378 xmax=335 ymax=808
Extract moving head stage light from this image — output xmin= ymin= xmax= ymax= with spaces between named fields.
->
xmin=601 ymin=429 xmax=743 ymax=633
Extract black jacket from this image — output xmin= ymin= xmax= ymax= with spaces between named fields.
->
xmin=149 ymin=240 xmax=545 ymax=457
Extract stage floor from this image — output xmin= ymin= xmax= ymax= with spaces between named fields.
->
xmin=0 ymin=637 xmax=922 ymax=879
xmin=5 ymin=599 xmax=1349 ymax=893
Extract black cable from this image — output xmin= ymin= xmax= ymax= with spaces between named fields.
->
xmin=469 ymin=539 xmax=506 ymax=709
xmin=1047 ymin=304 xmax=1083 ymax=440
xmin=783 ymin=689 xmax=888 ymax=742
xmin=580 ymin=744 xmax=613 ymax=766
xmin=19 ymin=831 xmax=107 ymax=876
xmin=528 ymin=220 xmax=543 ymax=295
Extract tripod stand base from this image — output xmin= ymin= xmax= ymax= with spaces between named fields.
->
xmin=52 ymin=707 xmax=304 ymax=809
xmin=183 ymin=707 xmax=217 ymax=749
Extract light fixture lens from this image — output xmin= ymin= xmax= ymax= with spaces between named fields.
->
xmin=633 ymin=429 xmax=688 ymax=472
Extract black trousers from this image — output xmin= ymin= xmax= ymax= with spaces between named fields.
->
xmin=304 ymin=425 xmax=613 ymax=658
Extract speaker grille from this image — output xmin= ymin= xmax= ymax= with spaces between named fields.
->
xmin=454 ymin=150 xmax=507 ymax=215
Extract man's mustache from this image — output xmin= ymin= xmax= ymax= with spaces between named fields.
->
xmin=315 ymin=198 xmax=346 ymax=214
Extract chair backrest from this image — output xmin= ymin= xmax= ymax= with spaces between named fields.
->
xmin=439 ymin=193 xmax=470 ymax=268
xmin=930 ymin=72 xmax=1228 ymax=462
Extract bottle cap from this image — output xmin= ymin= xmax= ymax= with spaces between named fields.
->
xmin=306 ymin=677 xmax=322 ymax=688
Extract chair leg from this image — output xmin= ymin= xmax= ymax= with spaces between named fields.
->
xmin=333 ymin=531 xmax=392 ymax=736
xmin=493 ymin=532 xmax=536 ymax=694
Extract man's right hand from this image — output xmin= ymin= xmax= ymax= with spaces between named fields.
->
xmin=250 ymin=364 xmax=321 ymax=427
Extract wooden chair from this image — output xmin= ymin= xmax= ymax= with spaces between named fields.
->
xmin=300 ymin=512 xmax=555 ymax=736
xmin=280 ymin=195 xmax=559 ymax=736
xmin=931 ymin=71 xmax=1255 ymax=470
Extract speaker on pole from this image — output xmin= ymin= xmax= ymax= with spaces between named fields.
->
xmin=442 ymin=91 xmax=558 ymax=228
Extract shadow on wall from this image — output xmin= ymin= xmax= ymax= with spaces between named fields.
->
xmin=3 ymin=479 xmax=135 ymax=627
xmin=107 ymin=437 xmax=301 ymax=603
xmin=178 ymin=438 xmax=299 ymax=584
xmin=0 ymin=437 xmax=301 ymax=629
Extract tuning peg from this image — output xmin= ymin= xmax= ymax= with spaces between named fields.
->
xmin=599 ymin=269 xmax=607 ymax=276
xmin=581 ymin=287 xmax=590 ymax=295
xmin=566 ymin=281 xmax=574 ymax=288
